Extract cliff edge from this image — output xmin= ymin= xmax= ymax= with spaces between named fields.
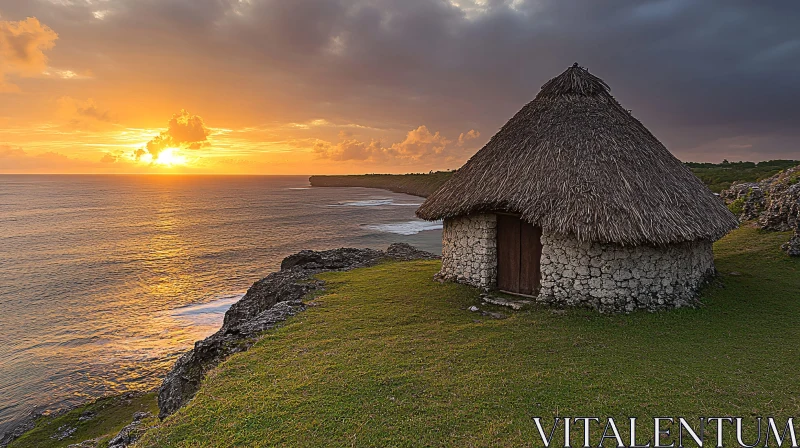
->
xmin=158 ymin=243 xmax=439 ymax=419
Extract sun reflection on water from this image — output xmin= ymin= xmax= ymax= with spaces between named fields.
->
xmin=0 ymin=175 xmax=443 ymax=434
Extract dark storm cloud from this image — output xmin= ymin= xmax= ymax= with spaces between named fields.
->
xmin=3 ymin=0 xmax=799 ymax=160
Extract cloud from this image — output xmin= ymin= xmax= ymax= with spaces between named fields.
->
xmin=43 ymin=68 xmax=93 ymax=80
xmin=57 ymin=97 xmax=114 ymax=124
xmin=385 ymin=126 xmax=451 ymax=161
xmin=99 ymin=152 xmax=119 ymax=163
xmin=166 ymin=110 xmax=211 ymax=147
xmin=138 ymin=110 xmax=211 ymax=159
xmin=0 ymin=145 xmax=95 ymax=172
xmin=313 ymin=131 xmax=384 ymax=161
xmin=2 ymin=1 xmax=800 ymax=163
xmin=314 ymin=125 xmax=480 ymax=163
xmin=458 ymin=129 xmax=480 ymax=146
xmin=0 ymin=17 xmax=58 ymax=91
xmin=78 ymin=103 xmax=112 ymax=122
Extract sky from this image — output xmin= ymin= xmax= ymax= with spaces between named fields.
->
xmin=0 ymin=0 xmax=798 ymax=174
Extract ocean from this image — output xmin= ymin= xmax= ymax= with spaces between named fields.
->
xmin=0 ymin=175 xmax=442 ymax=435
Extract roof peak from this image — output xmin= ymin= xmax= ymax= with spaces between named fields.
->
xmin=537 ymin=63 xmax=611 ymax=99
xmin=416 ymin=64 xmax=739 ymax=244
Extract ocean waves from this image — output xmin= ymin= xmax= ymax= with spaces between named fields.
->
xmin=329 ymin=199 xmax=422 ymax=207
xmin=365 ymin=220 xmax=443 ymax=235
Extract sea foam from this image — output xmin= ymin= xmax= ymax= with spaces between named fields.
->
xmin=330 ymin=199 xmax=422 ymax=207
xmin=169 ymin=294 xmax=243 ymax=328
xmin=365 ymin=220 xmax=443 ymax=235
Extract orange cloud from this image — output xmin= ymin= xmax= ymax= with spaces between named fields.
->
xmin=458 ymin=129 xmax=480 ymax=145
xmin=0 ymin=17 xmax=58 ymax=92
xmin=99 ymin=153 xmax=120 ymax=163
xmin=385 ymin=126 xmax=451 ymax=161
xmin=137 ymin=110 xmax=211 ymax=160
xmin=314 ymin=126 xmax=481 ymax=163
xmin=57 ymin=97 xmax=115 ymax=130
xmin=313 ymin=131 xmax=383 ymax=161
xmin=0 ymin=145 xmax=96 ymax=172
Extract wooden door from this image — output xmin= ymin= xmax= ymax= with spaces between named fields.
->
xmin=497 ymin=215 xmax=542 ymax=295
xmin=497 ymin=215 xmax=521 ymax=292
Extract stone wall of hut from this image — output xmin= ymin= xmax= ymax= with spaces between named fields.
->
xmin=439 ymin=217 xmax=716 ymax=312
xmin=438 ymin=214 xmax=497 ymax=288
xmin=538 ymin=233 xmax=716 ymax=312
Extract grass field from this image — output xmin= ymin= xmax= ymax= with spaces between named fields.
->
xmin=136 ymin=227 xmax=799 ymax=447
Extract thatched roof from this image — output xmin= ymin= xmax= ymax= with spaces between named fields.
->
xmin=416 ymin=63 xmax=738 ymax=245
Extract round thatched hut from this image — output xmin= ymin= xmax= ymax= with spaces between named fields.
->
xmin=416 ymin=64 xmax=739 ymax=312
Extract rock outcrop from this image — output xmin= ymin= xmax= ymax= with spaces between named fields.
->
xmin=106 ymin=412 xmax=152 ymax=448
xmin=0 ymin=413 xmax=38 ymax=447
xmin=157 ymin=243 xmax=438 ymax=419
xmin=719 ymin=182 xmax=766 ymax=222
xmin=722 ymin=164 xmax=800 ymax=256
xmin=781 ymin=222 xmax=800 ymax=256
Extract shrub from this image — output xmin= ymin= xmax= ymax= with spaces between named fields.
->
xmin=728 ymin=197 xmax=745 ymax=215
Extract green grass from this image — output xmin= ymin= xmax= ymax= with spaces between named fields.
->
xmin=136 ymin=227 xmax=799 ymax=447
xmin=9 ymin=392 xmax=158 ymax=448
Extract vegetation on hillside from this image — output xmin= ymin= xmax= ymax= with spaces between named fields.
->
xmin=137 ymin=227 xmax=798 ymax=447
xmin=8 ymin=393 xmax=158 ymax=448
xmin=309 ymin=171 xmax=454 ymax=197
xmin=310 ymin=161 xmax=799 ymax=197
xmin=685 ymin=159 xmax=798 ymax=193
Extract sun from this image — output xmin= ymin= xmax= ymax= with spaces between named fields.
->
xmin=154 ymin=148 xmax=188 ymax=166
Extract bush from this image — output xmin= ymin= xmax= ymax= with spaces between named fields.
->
xmin=728 ymin=197 xmax=745 ymax=215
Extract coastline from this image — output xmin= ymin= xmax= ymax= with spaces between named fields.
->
xmin=2 ymin=243 xmax=439 ymax=447
xmin=135 ymin=227 xmax=800 ymax=447
xmin=0 ymin=176 xmax=443 ymax=441
xmin=157 ymin=243 xmax=439 ymax=419
xmin=0 ymin=391 xmax=158 ymax=448
xmin=6 ymin=228 xmax=800 ymax=446
xmin=6 ymin=168 xmax=796 ymax=446
xmin=308 ymin=161 xmax=800 ymax=197
xmin=308 ymin=172 xmax=451 ymax=198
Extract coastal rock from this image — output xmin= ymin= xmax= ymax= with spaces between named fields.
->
xmin=386 ymin=242 xmax=440 ymax=261
xmin=279 ymin=247 xmax=383 ymax=272
xmin=77 ymin=411 xmax=95 ymax=422
xmin=0 ymin=412 xmax=40 ymax=447
xmin=106 ymin=411 xmax=152 ymax=448
xmin=158 ymin=244 xmax=438 ymax=419
xmin=51 ymin=424 xmax=77 ymax=441
xmin=67 ymin=440 xmax=99 ymax=448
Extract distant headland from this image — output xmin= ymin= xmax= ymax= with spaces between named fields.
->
xmin=310 ymin=160 xmax=798 ymax=198
xmin=309 ymin=171 xmax=454 ymax=198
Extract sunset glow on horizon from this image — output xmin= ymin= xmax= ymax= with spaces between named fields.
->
xmin=1 ymin=2 xmax=798 ymax=174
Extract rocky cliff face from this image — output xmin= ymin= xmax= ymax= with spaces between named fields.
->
xmin=721 ymin=164 xmax=800 ymax=256
xmin=157 ymin=243 xmax=438 ymax=419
